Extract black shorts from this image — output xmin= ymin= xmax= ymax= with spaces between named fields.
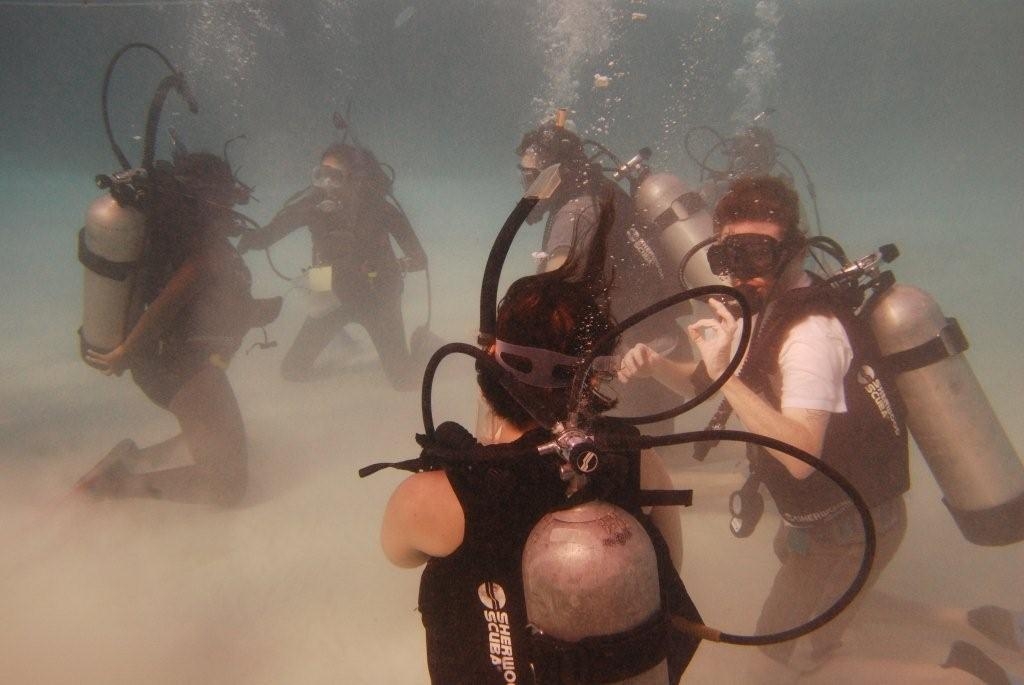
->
xmin=130 ymin=344 xmax=220 ymax=409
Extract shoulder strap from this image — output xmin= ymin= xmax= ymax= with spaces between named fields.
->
xmin=357 ymin=422 xmax=549 ymax=477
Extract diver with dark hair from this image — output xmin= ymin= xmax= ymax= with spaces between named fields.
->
xmin=620 ymin=175 xmax=910 ymax=675
xmin=238 ymin=142 xmax=427 ymax=387
xmin=365 ymin=163 xmax=909 ymax=682
xmin=82 ymin=152 xmax=279 ymax=506
xmin=380 ymin=198 xmax=701 ymax=682
xmin=508 ymin=114 xmax=686 ymax=437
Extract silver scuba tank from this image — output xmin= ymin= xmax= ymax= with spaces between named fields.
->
xmin=522 ymin=500 xmax=668 ymax=684
xmin=869 ymin=283 xmax=1024 ymax=545
xmin=633 ymin=173 xmax=720 ymax=290
xmin=79 ymin=193 xmax=147 ymax=360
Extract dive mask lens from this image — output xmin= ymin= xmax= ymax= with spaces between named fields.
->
xmin=312 ymin=164 xmax=346 ymax=190
xmin=709 ymin=234 xmax=784 ymax=280
xmin=707 ymin=243 xmax=728 ymax=277
xmin=518 ymin=165 xmax=541 ymax=191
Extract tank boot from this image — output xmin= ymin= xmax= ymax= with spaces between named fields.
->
xmin=77 ymin=439 xmax=137 ymax=499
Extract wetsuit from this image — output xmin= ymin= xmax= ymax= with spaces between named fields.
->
xmin=740 ymin=279 xmax=910 ymax=666
xmin=418 ymin=422 xmax=701 ymax=684
xmin=246 ymin=187 xmax=426 ymax=386
xmin=539 ymin=183 xmax=686 ymax=428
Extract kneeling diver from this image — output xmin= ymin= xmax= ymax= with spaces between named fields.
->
xmin=83 ymin=152 xmax=279 ymax=505
xmin=238 ymin=142 xmax=428 ymax=388
xmin=76 ymin=44 xmax=278 ymax=506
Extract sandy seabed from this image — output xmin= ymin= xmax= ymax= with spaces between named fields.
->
xmin=1 ymin=178 xmax=1022 ymax=684
xmin=3 ymin=304 xmax=1023 ymax=685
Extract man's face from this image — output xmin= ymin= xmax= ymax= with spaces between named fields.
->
xmin=313 ymin=156 xmax=357 ymax=200
xmin=717 ymin=220 xmax=787 ymax=310
xmin=518 ymin=148 xmax=544 ymax=192
xmin=518 ymin=147 xmax=553 ymax=224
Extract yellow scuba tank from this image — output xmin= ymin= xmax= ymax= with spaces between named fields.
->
xmin=78 ymin=192 xmax=147 ymax=363
xmin=868 ymin=284 xmax=1024 ymax=546
xmin=522 ymin=500 xmax=668 ymax=684
xmin=633 ymin=173 xmax=721 ymax=289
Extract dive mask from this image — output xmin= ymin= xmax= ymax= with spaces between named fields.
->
xmin=494 ymin=340 xmax=618 ymax=389
xmin=518 ymin=148 xmax=544 ymax=192
xmin=312 ymin=164 xmax=348 ymax=190
xmin=707 ymin=233 xmax=791 ymax=280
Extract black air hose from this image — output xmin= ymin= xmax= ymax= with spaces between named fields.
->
xmin=100 ymin=42 xmax=180 ymax=171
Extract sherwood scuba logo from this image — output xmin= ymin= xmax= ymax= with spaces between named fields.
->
xmin=478 ymin=582 xmax=518 ymax=682
xmin=857 ymin=365 xmax=901 ymax=436
xmin=576 ymin=450 xmax=599 ymax=473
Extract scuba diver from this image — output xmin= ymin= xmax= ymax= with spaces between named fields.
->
xmin=380 ymin=196 xmax=703 ymax=683
xmin=237 ymin=141 xmax=428 ymax=388
xmin=366 ymin=164 xmax=888 ymax=683
xmin=76 ymin=44 xmax=279 ymax=506
xmin=82 ymin=152 xmax=279 ymax=506
xmin=511 ymin=112 xmax=687 ymax=437
xmin=619 ymin=175 xmax=910 ymax=674
xmin=682 ymin=114 xmax=824 ymax=237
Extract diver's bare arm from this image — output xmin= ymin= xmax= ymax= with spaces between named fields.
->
xmin=651 ymin=353 xmax=700 ymax=395
xmin=640 ymin=448 xmax=683 ymax=570
xmin=381 ymin=470 xmax=464 ymax=568
xmin=120 ymin=255 xmax=207 ymax=358
xmin=618 ymin=343 xmax=698 ymax=395
xmin=720 ymin=377 xmax=831 ymax=480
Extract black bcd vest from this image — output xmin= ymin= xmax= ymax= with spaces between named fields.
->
xmin=744 ymin=283 xmax=910 ymax=524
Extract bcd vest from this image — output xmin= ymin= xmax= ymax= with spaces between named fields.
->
xmin=745 ymin=283 xmax=910 ymax=525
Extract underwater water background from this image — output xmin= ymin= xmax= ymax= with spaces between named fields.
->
xmin=0 ymin=1 xmax=1022 ymax=683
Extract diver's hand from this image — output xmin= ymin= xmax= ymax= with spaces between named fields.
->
xmin=86 ymin=345 xmax=129 ymax=377
xmin=617 ymin=342 xmax=663 ymax=384
xmin=687 ymin=297 xmax=737 ymax=379
xmin=235 ymin=230 xmax=263 ymax=255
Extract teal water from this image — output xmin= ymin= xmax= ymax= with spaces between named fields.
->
xmin=1 ymin=1 xmax=1022 ymax=682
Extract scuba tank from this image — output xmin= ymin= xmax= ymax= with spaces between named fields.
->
xmin=79 ymin=43 xmax=199 ymax=365
xmin=817 ymin=240 xmax=1024 ymax=546
xmin=79 ymin=190 xmax=147 ymax=360
xmin=523 ymin=500 xmax=669 ymax=684
xmin=867 ymin=283 xmax=1024 ymax=546
xmin=610 ymin=118 xmax=823 ymax=295
xmin=632 ymin=172 xmax=719 ymax=290
xmin=585 ymin=141 xmax=721 ymax=291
